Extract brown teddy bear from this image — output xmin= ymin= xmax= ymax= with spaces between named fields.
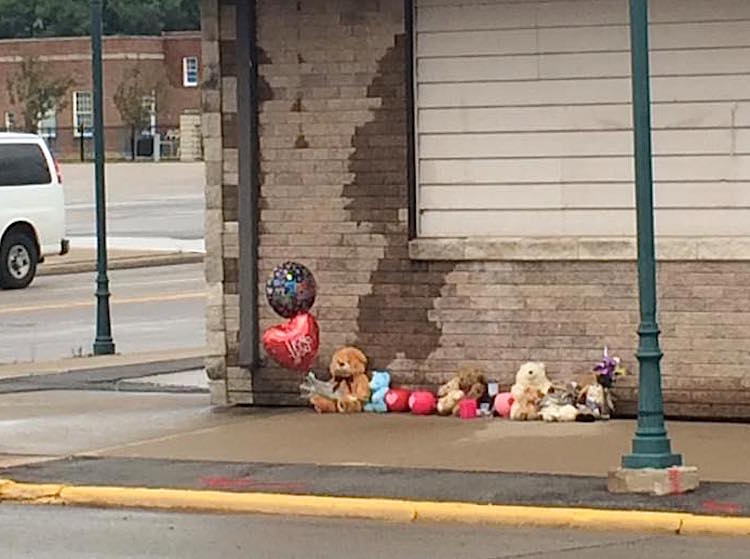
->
xmin=437 ymin=366 xmax=487 ymax=416
xmin=308 ymin=347 xmax=371 ymax=413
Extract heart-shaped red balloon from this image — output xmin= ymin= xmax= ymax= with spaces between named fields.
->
xmin=262 ymin=313 xmax=320 ymax=371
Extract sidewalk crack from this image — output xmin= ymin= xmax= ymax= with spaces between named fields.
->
xmin=484 ymin=536 xmax=655 ymax=559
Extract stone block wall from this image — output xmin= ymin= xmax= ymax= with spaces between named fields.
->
xmin=204 ymin=0 xmax=750 ymax=418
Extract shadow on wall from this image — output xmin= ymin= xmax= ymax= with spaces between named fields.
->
xmin=343 ymin=34 xmax=454 ymax=385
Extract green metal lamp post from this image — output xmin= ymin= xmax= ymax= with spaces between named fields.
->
xmin=622 ymin=0 xmax=681 ymax=469
xmin=91 ymin=0 xmax=115 ymax=355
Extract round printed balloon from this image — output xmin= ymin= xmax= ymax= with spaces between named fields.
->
xmin=265 ymin=262 xmax=317 ymax=318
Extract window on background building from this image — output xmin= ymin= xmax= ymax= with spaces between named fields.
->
xmin=37 ymin=106 xmax=57 ymax=138
xmin=72 ymin=91 xmax=93 ymax=137
xmin=182 ymin=56 xmax=199 ymax=87
xmin=4 ymin=112 xmax=15 ymax=131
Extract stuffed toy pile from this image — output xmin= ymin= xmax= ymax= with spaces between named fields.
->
xmin=300 ymin=347 xmax=624 ymax=422
xmin=507 ymin=350 xmax=626 ymax=422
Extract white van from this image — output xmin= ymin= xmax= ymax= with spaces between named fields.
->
xmin=0 ymin=133 xmax=68 ymax=289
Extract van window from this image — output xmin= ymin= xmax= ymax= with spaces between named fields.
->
xmin=0 ymin=144 xmax=52 ymax=186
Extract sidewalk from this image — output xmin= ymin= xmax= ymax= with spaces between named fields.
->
xmin=1 ymin=394 xmax=750 ymax=533
xmin=40 ymin=247 xmax=202 ymax=276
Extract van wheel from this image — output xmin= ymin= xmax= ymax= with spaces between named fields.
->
xmin=0 ymin=232 xmax=38 ymax=289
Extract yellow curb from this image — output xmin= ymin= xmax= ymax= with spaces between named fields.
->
xmin=1 ymin=479 xmax=749 ymax=536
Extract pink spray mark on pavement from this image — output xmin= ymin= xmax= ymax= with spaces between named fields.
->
xmin=198 ymin=476 xmax=309 ymax=492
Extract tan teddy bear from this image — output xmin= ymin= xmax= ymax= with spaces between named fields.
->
xmin=308 ymin=347 xmax=371 ymax=413
xmin=510 ymin=362 xmax=552 ymax=421
xmin=437 ymin=366 xmax=487 ymax=416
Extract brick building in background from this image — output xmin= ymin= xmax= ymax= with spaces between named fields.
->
xmin=202 ymin=0 xmax=750 ymax=419
xmin=0 ymin=31 xmax=202 ymax=160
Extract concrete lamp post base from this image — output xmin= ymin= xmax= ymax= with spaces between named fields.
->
xmin=608 ymin=466 xmax=699 ymax=496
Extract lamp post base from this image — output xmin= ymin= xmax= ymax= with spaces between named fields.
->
xmin=622 ymin=425 xmax=683 ymax=469
xmin=609 ymin=466 xmax=699 ymax=495
xmin=622 ymin=451 xmax=682 ymax=470
xmin=93 ymin=339 xmax=116 ymax=355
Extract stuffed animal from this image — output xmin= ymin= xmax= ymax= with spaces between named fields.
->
xmin=493 ymin=392 xmax=514 ymax=418
xmin=437 ymin=366 xmax=487 ymax=416
xmin=307 ymin=346 xmax=371 ymax=413
xmin=364 ymin=370 xmax=391 ymax=413
xmin=510 ymin=362 xmax=552 ymax=421
xmin=539 ymin=383 xmax=579 ymax=422
xmin=578 ymin=383 xmax=614 ymax=420
xmin=437 ymin=389 xmax=464 ymax=416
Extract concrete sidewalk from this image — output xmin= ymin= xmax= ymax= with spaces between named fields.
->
xmin=40 ymin=247 xmax=202 ymax=276
xmin=1 ymin=406 xmax=750 ymax=533
xmin=88 ymin=410 xmax=750 ymax=484
xmin=1 ymin=385 xmax=750 ymax=531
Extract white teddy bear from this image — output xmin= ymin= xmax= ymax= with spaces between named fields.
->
xmin=510 ymin=362 xmax=552 ymax=421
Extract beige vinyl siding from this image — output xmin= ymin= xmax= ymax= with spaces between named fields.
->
xmin=415 ymin=0 xmax=750 ymax=238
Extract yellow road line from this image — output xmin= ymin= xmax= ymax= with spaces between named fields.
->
xmin=0 ymin=479 xmax=749 ymax=536
xmin=0 ymin=292 xmax=206 ymax=315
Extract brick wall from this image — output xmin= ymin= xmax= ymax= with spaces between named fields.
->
xmin=205 ymin=0 xmax=750 ymax=419
xmin=0 ymin=34 xmax=200 ymax=158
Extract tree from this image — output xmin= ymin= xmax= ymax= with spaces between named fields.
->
xmin=6 ymin=57 xmax=74 ymax=132
xmin=0 ymin=0 xmax=199 ymax=39
xmin=113 ymin=67 xmax=164 ymax=160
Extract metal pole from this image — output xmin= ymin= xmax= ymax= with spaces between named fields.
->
xmin=79 ymin=124 xmax=85 ymax=162
xmin=91 ymin=0 xmax=115 ymax=355
xmin=622 ymin=0 xmax=680 ymax=469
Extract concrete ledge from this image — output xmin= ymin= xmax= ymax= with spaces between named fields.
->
xmin=0 ymin=348 xmax=207 ymax=381
xmin=409 ymin=237 xmax=750 ymax=262
xmin=0 ymin=478 xmax=748 ymax=536
xmin=608 ymin=467 xmax=700 ymax=496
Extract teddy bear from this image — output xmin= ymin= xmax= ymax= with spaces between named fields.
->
xmin=307 ymin=346 xmax=371 ymax=413
xmin=437 ymin=366 xmax=487 ymax=416
xmin=510 ymin=362 xmax=552 ymax=421
xmin=364 ymin=370 xmax=390 ymax=413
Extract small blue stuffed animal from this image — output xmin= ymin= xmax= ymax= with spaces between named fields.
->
xmin=364 ymin=370 xmax=391 ymax=413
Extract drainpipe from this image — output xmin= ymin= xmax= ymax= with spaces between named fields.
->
xmin=404 ymin=0 xmax=417 ymax=240
xmin=237 ymin=0 xmax=260 ymax=369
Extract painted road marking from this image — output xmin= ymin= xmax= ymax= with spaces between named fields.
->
xmin=0 ymin=292 xmax=206 ymax=315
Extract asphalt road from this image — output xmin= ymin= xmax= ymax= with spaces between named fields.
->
xmin=0 ymin=263 xmax=205 ymax=363
xmin=0 ymin=505 xmax=746 ymax=559
xmin=62 ymin=162 xmax=205 ymax=243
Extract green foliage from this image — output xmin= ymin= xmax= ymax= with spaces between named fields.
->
xmin=113 ymin=67 xmax=162 ymax=132
xmin=0 ymin=0 xmax=200 ymax=39
xmin=6 ymin=57 xmax=75 ymax=132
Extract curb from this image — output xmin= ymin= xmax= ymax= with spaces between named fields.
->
xmin=1 ymin=479 xmax=749 ymax=536
xmin=39 ymin=253 xmax=204 ymax=276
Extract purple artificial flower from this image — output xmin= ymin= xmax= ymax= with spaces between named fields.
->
xmin=594 ymin=347 xmax=620 ymax=388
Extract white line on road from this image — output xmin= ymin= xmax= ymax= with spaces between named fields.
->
xmin=65 ymin=195 xmax=205 ymax=210
xmin=0 ymin=292 xmax=206 ymax=315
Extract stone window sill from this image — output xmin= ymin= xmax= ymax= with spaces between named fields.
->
xmin=408 ymin=237 xmax=750 ymax=262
